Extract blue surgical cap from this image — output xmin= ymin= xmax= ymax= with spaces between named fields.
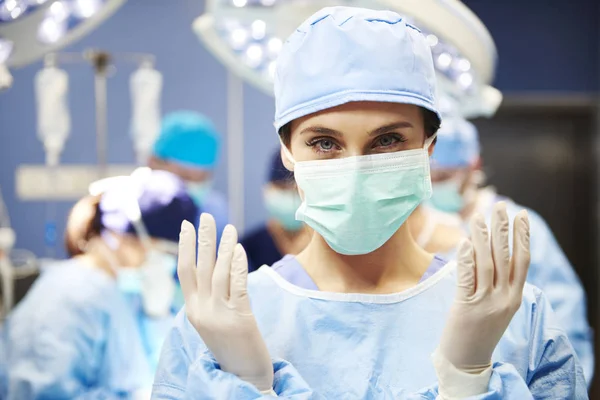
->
xmin=274 ymin=7 xmax=440 ymax=131
xmin=99 ymin=170 xmax=198 ymax=243
xmin=153 ymin=111 xmax=221 ymax=169
xmin=431 ymin=117 xmax=480 ymax=169
xmin=268 ymin=149 xmax=293 ymax=183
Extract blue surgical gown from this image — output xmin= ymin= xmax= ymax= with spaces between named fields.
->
xmin=152 ymin=262 xmax=588 ymax=399
xmin=1 ymin=259 xmax=154 ymax=399
xmin=473 ymin=192 xmax=594 ymax=384
xmin=121 ymin=292 xmax=179 ymax=373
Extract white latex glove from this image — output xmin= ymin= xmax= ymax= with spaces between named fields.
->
xmin=178 ymin=214 xmax=274 ymax=393
xmin=435 ymin=201 xmax=531 ymax=398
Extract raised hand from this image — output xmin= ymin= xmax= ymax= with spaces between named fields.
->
xmin=178 ymin=214 xmax=274 ymax=393
xmin=439 ymin=201 xmax=531 ymax=371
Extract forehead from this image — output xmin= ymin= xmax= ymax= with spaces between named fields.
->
xmin=290 ymin=101 xmax=423 ymax=132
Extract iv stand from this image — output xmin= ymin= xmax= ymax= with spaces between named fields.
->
xmin=91 ymin=51 xmax=110 ymax=178
xmin=227 ymin=71 xmax=245 ymax=233
xmin=39 ymin=50 xmax=155 ymax=256
xmin=45 ymin=50 xmax=156 ymax=177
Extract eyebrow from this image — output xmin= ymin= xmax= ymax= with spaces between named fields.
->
xmin=299 ymin=126 xmax=343 ymax=137
xmin=368 ymin=121 xmax=414 ymax=137
xmin=299 ymin=121 xmax=414 ymax=137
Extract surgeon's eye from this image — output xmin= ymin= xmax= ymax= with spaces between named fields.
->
xmin=371 ymin=133 xmax=407 ymax=150
xmin=306 ymin=137 xmax=341 ymax=154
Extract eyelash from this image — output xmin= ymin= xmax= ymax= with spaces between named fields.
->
xmin=305 ymin=133 xmax=407 ymax=154
xmin=372 ymin=133 xmax=407 ymax=148
xmin=305 ymin=137 xmax=341 ymax=154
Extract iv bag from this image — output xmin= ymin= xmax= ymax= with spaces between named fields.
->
xmin=130 ymin=66 xmax=162 ymax=164
xmin=34 ymin=67 xmax=71 ymax=166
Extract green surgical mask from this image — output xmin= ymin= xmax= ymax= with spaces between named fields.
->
xmin=186 ymin=181 xmax=212 ymax=206
xmin=426 ymin=180 xmax=465 ymax=213
xmin=264 ymin=188 xmax=304 ymax=231
xmin=281 ymin=136 xmax=435 ymax=255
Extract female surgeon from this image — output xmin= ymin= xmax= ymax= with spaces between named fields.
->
xmin=152 ymin=7 xmax=587 ymax=399
xmin=2 ymin=169 xmax=197 ymax=399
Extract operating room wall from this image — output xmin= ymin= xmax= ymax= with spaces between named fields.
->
xmin=0 ymin=0 xmax=598 ymax=259
xmin=461 ymin=0 xmax=599 ymax=93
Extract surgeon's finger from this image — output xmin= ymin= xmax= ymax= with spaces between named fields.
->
xmin=455 ymin=239 xmax=476 ymax=301
xmin=196 ymin=213 xmax=217 ymax=295
xmin=177 ymin=220 xmax=198 ymax=303
xmin=469 ymin=213 xmax=494 ymax=293
xmin=230 ymin=244 xmax=251 ymax=310
xmin=212 ymin=224 xmax=238 ymax=300
xmin=511 ymin=210 xmax=531 ymax=293
xmin=491 ymin=202 xmax=510 ymax=289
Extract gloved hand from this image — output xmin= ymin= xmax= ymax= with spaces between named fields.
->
xmin=435 ymin=202 xmax=531 ymax=397
xmin=178 ymin=213 xmax=274 ymax=393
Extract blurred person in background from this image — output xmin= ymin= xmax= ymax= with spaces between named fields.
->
xmin=241 ymin=149 xmax=311 ymax=272
xmin=149 ymin=110 xmax=228 ymax=241
xmin=424 ymin=116 xmax=594 ymax=385
xmin=1 ymin=169 xmax=197 ymax=399
xmin=408 ymin=116 xmax=476 ymax=260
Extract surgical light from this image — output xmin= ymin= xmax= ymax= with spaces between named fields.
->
xmin=71 ymin=0 xmax=103 ymax=19
xmin=0 ymin=0 xmax=26 ymax=22
xmin=25 ymin=0 xmax=50 ymax=5
xmin=435 ymin=52 xmax=452 ymax=71
xmin=0 ymin=0 xmax=126 ymax=68
xmin=250 ymin=19 xmax=265 ymax=40
xmin=38 ymin=13 xmax=67 ymax=43
xmin=48 ymin=0 xmax=69 ymax=21
xmin=244 ymin=43 xmax=262 ymax=68
xmin=425 ymin=34 xmax=438 ymax=47
xmin=458 ymin=72 xmax=473 ymax=89
xmin=229 ymin=27 xmax=248 ymax=49
xmin=455 ymin=58 xmax=471 ymax=72
xmin=194 ymin=0 xmax=502 ymax=118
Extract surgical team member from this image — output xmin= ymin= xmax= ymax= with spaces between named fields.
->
xmin=152 ymin=7 xmax=586 ymax=398
xmin=425 ymin=115 xmax=595 ymax=384
xmin=408 ymin=202 xmax=464 ymax=256
xmin=149 ymin=110 xmax=228 ymax=240
xmin=240 ymin=149 xmax=310 ymax=272
xmin=2 ymin=169 xmax=197 ymax=399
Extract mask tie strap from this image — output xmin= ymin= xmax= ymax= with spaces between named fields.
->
xmin=424 ymin=132 xmax=438 ymax=150
xmin=279 ymin=138 xmax=297 ymax=165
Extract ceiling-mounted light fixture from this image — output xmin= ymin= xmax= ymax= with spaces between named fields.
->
xmin=0 ymin=0 xmax=126 ymax=91
xmin=193 ymin=0 xmax=502 ymax=118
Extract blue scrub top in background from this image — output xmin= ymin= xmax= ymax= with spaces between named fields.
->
xmin=240 ymin=225 xmax=283 ymax=273
xmin=199 ymin=190 xmax=229 ymax=244
xmin=1 ymin=260 xmax=154 ymax=399
xmin=474 ymin=190 xmax=594 ymax=385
